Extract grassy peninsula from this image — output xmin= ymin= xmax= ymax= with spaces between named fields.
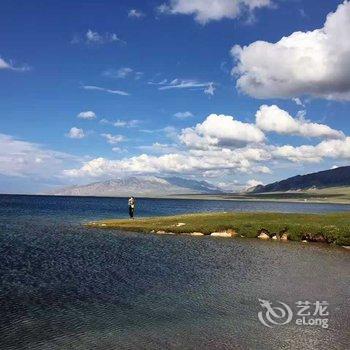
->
xmin=87 ymin=212 xmax=350 ymax=246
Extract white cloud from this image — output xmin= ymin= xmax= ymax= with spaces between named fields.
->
xmin=67 ymin=127 xmax=85 ymax=139
xmin=256 ymin=105 xmax=344 ymax=139
xmin=62 ymin=108 xmax=350 ymax=181
xmin=101 ymin=133 xmax=125 ymax=144
xmin=155 ymin=78 xmax=215 ymax=95
xmin=82 ymin=85 xmax=129 ymax=96
xmin=102 ymin=67 xmax=143 ymax=80
xmin=77 ymin=111 xmax=96 ymax=120
xmin=272 ymin=137 xmax=350 ymax=163
xmin=174 ymin=111 xmax=193 ymax=119
xmin=128 ymin=9 xmax=145 ymax=18
xmin=72 ymin=30 xmax=126 ymax=45
xmin=180 ymin=113 xmax=265 ymax=149
xmin=232 ymin=1 xmax=350 ymax=100
xmin=148 ymin=78 xmax=168 ymax=86
xmin=115 ymin=119 xmax=140 ymax=127
xmin=116 ymin=67 xmax=133 ymax=78
xmin=63 ymin=145 xmax=271 ymax=179
xmin=0 ymin=57 xmax=12 ymax=70
xmin=0 ymin=56 xmax=30 ymax=72
xmin=100 ymin=118 xmax=140 ymax=128
xmin=138 ymin=142 xmax=180 ymax=154
xmin=245 ymin=179 xmax=263 ymax=190
xmin=292 ymin=97 xmax=305 ymax=107
xmin=0 ymin=133 xmax=79 ymax=178
xmin=86 ymin=30 xmax=125 ymax=44
xmin=157 ymin=0 xmax=273 ymax=24
xmin=86 ymin=29 xmax=103 ymax=43
xmin=204 ymin=82 xmax=216 ymax=96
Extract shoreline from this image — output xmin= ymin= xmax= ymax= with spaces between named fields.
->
xmin=164 ymin=194 xmax=350 ymax=205
xmin=2 ymin=192 xmax=350 ymax=205
xmin=86 ymin=211 xmax=350 ymax=248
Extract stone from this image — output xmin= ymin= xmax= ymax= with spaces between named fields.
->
xmin=226 ymin=229 xmax=238 ymax=237
xmin=156 ymin=230 xmax=166 ymax=234
xmin=210 ymin=229 xmax=237 ymax=238
xmin=272 ymin=235 xmax=278 ymax=240
xmin=176 ymin=223 xmax=186 ymax=227
xmin=211 ymin=231 xmax=231 ymax=237
xmin=302 ymin=233 xmax=327 ymax=243
xmin=257 ymin=228 xmax=270 ymax=238
xmin=342 ymin=246 xmax=350 ymax=250
xmin=280 ymin=233 xmax=288 ymax=241
xmin=258 ymin=232 xmax=270 ymax=239
xmin=190 ymin=232 xmax=204 ymax=236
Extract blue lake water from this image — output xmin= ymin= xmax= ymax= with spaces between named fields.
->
xmin=0 ymin=194 xmax=349 ymax=349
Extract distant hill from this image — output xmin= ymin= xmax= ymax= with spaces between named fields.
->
xmin=252 ymin=166 xmax=350 ymax=193
xmin=50 ymin=176 xmax=223 ymax=197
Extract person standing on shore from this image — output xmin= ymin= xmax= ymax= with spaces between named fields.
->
xmin=128 ymin=196 xmax=135 ymax=219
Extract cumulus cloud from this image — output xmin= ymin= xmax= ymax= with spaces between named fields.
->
xmin=256 ymin=105 xmax=344 ymax=139
xmin=63 ymin=111 xmax=350 ymax=181
xmin=174 ymin=111 xmax=193 ymax=119
xmin=82 ymin=85 xmax=129 ymax=96
xmin=77 ymin=111 xmax=96 ymax=120
xmin=65 ymin=135 xmax=350 ymax=179
xmin=180 ymin=113 xmax=265 ymax=149
xmin=55 ymin=106 xmax=349 ymax=184
xmin=67 ymin=127 xmax=85 ymax=139
xmin=0 ymin=133 xmax=79 ymax=178
xmin=63 ymin=145 xmax=271 ymax=179
xmin=157 ymin=0 xmax=273 ymax=24
xmin=101 ymin=133 xmax=124 ymax=144
xmin=232 ymin=1 xmax=350 ymax=100
xmin=272 ymin=137 xmax=350 ymax=163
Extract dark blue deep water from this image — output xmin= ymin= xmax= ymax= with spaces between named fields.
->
xmin=0 ymin=195 xmax=349 ymax=349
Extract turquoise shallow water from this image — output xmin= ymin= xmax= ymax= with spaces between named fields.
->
xmin=0 ymin=195 xmax=349 ymax=349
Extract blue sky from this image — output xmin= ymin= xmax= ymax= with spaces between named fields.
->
xmin=1 ymin=0 xmax=350 ymax=193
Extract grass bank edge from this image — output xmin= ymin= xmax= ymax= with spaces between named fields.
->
xmin=86 ymin=212 xmax=350 ymax=246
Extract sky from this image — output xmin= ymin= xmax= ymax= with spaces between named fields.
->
xmin=1 ymin=0 xmax=350 ymax=193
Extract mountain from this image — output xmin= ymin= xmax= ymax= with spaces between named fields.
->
xmin=252 ymin=166 xmax=350 ymax=193
xmin=50 ymin=176 xmax=223 ymax=197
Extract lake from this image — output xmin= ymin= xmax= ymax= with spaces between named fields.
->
xmin=0 ymin=194 xmax=349 ymax=349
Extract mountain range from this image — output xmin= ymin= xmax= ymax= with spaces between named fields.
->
xmin=252 ymin=166 xmax=350 ymax=193
xmin=50 ymin=176 xmax=223 ymax=197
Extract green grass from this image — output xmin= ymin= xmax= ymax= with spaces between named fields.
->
xmin=168 ymin=186 xmax=350 ymax=204
xmin=87 ymin=212 xmax=350 ymax=246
